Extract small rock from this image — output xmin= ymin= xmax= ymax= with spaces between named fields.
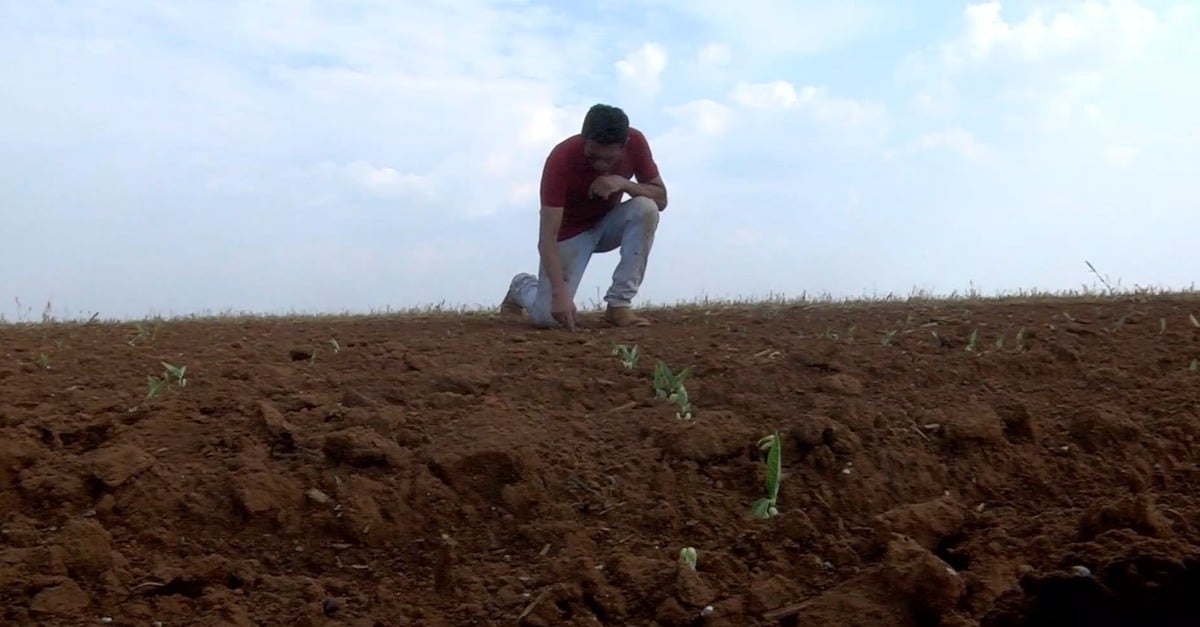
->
xmin=306 ymin=488 xmax=332 ymax=505
xmin=257 ymin=401 xmax=296 ymax=444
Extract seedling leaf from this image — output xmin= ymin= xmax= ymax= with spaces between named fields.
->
xmin=679 ymin=547 xmax=697 ymax=570
xmin=752 ymin=433 xmax=782 ymax=518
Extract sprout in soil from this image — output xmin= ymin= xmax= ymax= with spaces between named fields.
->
xmin=611 ymin=342 xmax=639 ymax=370
xmin=652 ymin=359 xmax=693 ymax=419
xmin=679 ymin=546 xmax=697 ymax=571
xmin=147 ymin=361 xmax=187 ymax=398
xmin=751 ymin=433 xmax=782 ymax=518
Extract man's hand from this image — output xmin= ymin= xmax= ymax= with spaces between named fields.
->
xmin=551 ymin=291 xmax=577 ymax=331
xmin=589 ymin=175 xmax=627 ymax=199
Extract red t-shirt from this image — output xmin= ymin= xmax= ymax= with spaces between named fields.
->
xmin=539 ymin=127 xmax=660 ymax=241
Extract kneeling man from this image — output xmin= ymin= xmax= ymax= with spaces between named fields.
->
xmin=502 ymin=103 xmax=668 ymax=330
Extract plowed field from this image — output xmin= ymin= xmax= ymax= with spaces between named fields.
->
xmin=3 ymin=294 xmax=1200 ymax=626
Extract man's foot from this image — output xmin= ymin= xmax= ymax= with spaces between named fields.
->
xmin=605 ymin=304 xmax=650 ymax=327
xmin=500 ymin=275 xmax=525 ymax=316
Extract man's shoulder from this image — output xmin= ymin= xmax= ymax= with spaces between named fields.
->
xmin=625 ymin=127 xmax=653 ymax=153
xmin=549 ymin=133 xmax=583 ymax=154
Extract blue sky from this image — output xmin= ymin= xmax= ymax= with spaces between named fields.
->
xmin=2 ymin=1 xmax=1197 ymax=320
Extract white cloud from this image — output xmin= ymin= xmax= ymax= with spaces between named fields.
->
xmin=909 ymin=79 xmax=960 ymax=117
xmin=519 ymin=105 xmax=576 ymax=146
xmin=940 ymin=0 xmax=1161 ymax=68
xmin=338 ymin=161 xmax=436 ymax=197
xmin=651 ymin=99 xmax=733 ymax=174
xmin=616 ymin=43 xmax=668 ymax=96
xmin=898 ymin=0 xmax=1198 ymax=158
xmin=904 ymin=128 xmax=993 ymax=160
xmin=730 ymin=80 xmax=801 ymax=110
xmin=1104 ymin=145 xmax=1138 ymax=165
xmin=666 ymin=99 xmax=732 ymax=136
xmin=730 ymin=81 xmax=887 ymax=130
xmin=799 ymin=87 xmax=888 ymax=130
xmin=697 ymin=43 xmax=731 ymax=68
xmin=643 ymin=0 xmax=890 ymax=58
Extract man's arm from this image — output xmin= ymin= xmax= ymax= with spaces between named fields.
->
xmin=622 ymin=175 xmax=668 ymax=211
xmin=537 ymin=206 xmax=568 ymax=295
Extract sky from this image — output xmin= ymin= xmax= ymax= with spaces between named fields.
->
xmin=2 ymin=0 xmax=1197 ymax=320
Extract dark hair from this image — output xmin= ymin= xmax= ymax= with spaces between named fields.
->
xmin=581 ymin=104 xmax=629 ymax=144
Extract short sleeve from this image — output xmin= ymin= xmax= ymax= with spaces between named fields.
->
xmin=539 ymin=144 xmax=568 ymax=208
xmin=631 ymin=130 xmax=660 ymax=183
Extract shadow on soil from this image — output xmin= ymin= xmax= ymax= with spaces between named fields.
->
xmin=983 ymin=553 xmax=1200 ymax=627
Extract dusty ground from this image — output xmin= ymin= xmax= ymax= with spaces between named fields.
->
xmin=2 ymin=294 xmax=1200 ymax=626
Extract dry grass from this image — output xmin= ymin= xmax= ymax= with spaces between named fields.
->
xmin=5 ymin=269 xmax=1198 ymax=329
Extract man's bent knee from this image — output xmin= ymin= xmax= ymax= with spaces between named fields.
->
xmin=628 ymin=196 xmax=658 ymax=215
xmin=627 ymin=196 xmax=659 ymax=230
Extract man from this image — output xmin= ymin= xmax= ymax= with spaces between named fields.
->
xmin=501 ymin=103 xmax=668 ymax=330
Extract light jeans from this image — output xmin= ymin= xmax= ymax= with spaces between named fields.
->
xmin=512 ymin=196 xmax=660 ymax=327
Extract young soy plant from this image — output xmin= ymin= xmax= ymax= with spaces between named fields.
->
xmin=679 ymin=547 xmax=698 ymax=571
xmin=751 ymin=433 xmax=782 ymax=519
xmin=611 ymin=343 xmax=639 ymax=370
xmin=653 ymin=359 xmax=692 ymax=419
xmin=147 ymin=361 xmax=187 ymax=399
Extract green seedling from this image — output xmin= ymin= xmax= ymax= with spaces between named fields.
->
xmin=611 ymin=343 xmax=639 ymax=370
xmin=881 ymin=329 xmax=897 ymax=346
xmin=653 ymin=359 xmax=692 ymax=419
xmin=1191 ymin=314 xmax=1199 ymax=328
xmin=126 ymin=321 xmax=158 ymax=346
xmin=966 ymin=328 xmax=978 ymax=352
xmin=653 ymin=360 xmax=687 ymax=394
xmin=751 ymin=433 xmax=782 ymax=519
xmin=329 ymin=338 xmax=341 ymax=354
xmin=1160 ymin=318 xmax=1167 ymax=335
xmin=673 ymin=385 xmax=692 ymax=420
xmin=147 ymin=361 xmax=187 ymax=398
xmin=1015 ymin=327 xmax=1026 ymax=350
xmin=679 ymin=547 xmax=697 ymax=571
xmin=1191 ymin=359 xmax=1198 ymax=372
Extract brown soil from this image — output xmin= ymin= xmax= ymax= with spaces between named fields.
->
xmin=3 ymin=294 xmax=1200 ymax=626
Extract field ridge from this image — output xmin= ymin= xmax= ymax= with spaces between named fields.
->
xmin=3 ymin=290 xmax=1200 ymax=625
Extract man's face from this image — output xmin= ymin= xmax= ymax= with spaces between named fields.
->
xmin=583 ymin=139 xmax=624 ymax=172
